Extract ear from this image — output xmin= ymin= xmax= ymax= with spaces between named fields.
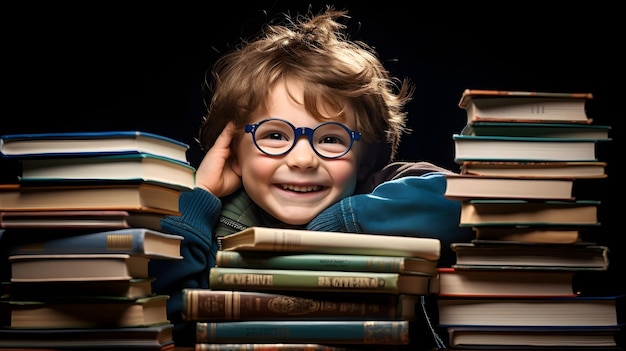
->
xmin=230 ymin=155 xmax=243 ymax=177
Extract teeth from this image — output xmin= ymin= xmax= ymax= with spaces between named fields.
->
xmin=281 ymin=184 xmax=322 ymax=192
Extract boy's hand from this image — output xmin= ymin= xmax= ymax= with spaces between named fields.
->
xmin=195 ymin=122 xmax=242 ymax=197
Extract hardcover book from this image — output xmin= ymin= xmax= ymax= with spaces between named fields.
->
xmin=451 ymin=242 xmax=609 ymax=270
xmin=19 ymin=153 xmax=196 ymax=191
xmin=471 ymin=225 xmax=585 ymax=244
xmin=429 ymin=267 xmax=577 ymax=297
xmin=2 ymin=295 xmax=169 ymax=328
xmin=8 ymin=278 xmax=155 ymax=299
xmin=208 ymin=267 xmax=431 ymax=295
xmin=460 ymin=122 xmax=611 ymax=139
xmin=182 ymin=289 xmax=419 ymax=321
xmin=0 ymin=130 xmax=189 ymax=163
xmin=458 ymin=89 xmax=593 ymax=124
xmin=7 ymin=228 xmax=183 ymax=259
xmin=460 ymin=200 xmax=599 ymax=226
xmin=9 ymin=253 xmax=150 ymax=282
xmin=0 ymin=183 xmax=181 ymax=213
xmin=196 ymin=320 xmax=411 ymax=345
xmin=437 ymin=295 xmax=624 ymax=327
xmin=452 ymin=134 xmax=601 ymax=163
xmin=194 ymin=344 xmax=360 ymax=351
xmin=459 ymin=161 xmax=607 ymax=179
xmin=0 ymin=210 xmax=168 ymax=231
xmin=444 ymin=174 xmax=574 ymax=201
xmin=218 ymin=226 xmax=441 ymax=261
xmin=215 ymin=251 xmax=437 ymax=276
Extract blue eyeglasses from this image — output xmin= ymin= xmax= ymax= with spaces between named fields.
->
xmin=244 ymin=118 xmax=361 ymax=159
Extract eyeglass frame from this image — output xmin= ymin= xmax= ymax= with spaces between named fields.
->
xmin=244 ymin=118 xmax=362 ymax=159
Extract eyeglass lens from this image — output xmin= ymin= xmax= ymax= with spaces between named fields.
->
xmin=252 ymin=119 xmax=354 ymax=158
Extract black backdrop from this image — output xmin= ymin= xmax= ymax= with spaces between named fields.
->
xmin=3 ymin=1 xmax=623 ymax=295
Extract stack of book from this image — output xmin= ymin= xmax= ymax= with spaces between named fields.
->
xmin=0 ymin=130 xmax=195 ymax=350
xmin=433 ymin=89 xmax=623 ymax=350
xmin=182 ymin=226 xmax=444 ymax=350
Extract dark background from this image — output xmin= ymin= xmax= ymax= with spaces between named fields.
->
xmin=2 ymin=2 xmax=623 ymax=295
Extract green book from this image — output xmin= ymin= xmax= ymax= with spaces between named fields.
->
xmin=215 ymin=251 xmax=437 ymax=276
xmin=208 ymin=267 xmax=431 ymax=295
xmin=196 ymin=320 xmax=410 ymax=345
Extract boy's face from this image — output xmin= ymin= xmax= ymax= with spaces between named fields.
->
xmin=231 ymin=80 xmax=362 ymax=225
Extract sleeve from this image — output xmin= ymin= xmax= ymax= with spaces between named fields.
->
xmin=307 ymin=172 xmax=473 ymax=266
xmin=149 ymin=187 xmax=221 ymax=346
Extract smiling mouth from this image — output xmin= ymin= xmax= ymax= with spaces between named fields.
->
xmin=280 ymin=184 xmax=324 ymax=193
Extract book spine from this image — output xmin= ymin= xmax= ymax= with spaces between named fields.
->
xmin=195 ymin=344 xmax=357 ymax=351
xmin=216 ymin=251 xmax=406 ymax=273
xmin=182 ymin=289 xmax=415 ymax=321
xmin=208 ymin=267 xmax=409 ymax=294
xmin=9 ymin=230 xmax=145 ymax=256
xmin=196 ymin=320 xmax=410 ymax=344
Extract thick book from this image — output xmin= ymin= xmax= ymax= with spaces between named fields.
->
xmin=181 ymin=289 xmax=419 ymax=321
xmin=0 ymin=130 xmax=189 ymax=163
xmin=196 ymin=320 xmax=410 ymax=345
xmin=0 ymin=183 xmax=181 ymax=213
xmin=429 ymin=267 xmax=577 ymax=297
xmin=19 ymin=153 xmax=196 ymax=191
xmin=0 ymin=322 xmax=174 ymax=349
xmin=218 ymin=226 xmax=441 ymax=261
xmin=9 ymin=253 xmax=150 ymax=282
xmin=195 ymin=344 xmax=359 ymax=351
xmin=458 ymin=89 xmax=593 ymax=124
xmin=451 ymin=242 xmax=609 ymax=270
xmin=2 ymin=295 xmax=169 ymax=328
xmin=8 ymin=278 xmax=154 ymax=299
xmin=472 ymin=225 xmax=585 ymax=244
xmin=445 ymin=325 xmax=623 ymax=349
xmin=7 ymin=228 xmax=183 ymax=259
xmin=215 ymin=251 xmax=437 ymax=276
xmin=460 ymin=199 xmax=599 ymax=226
xmin=461 ymin=122 xmax=611 ymax=139
xmin=444 ymin=174 xmax=574 ymax=201
xmin=460 ymin=161 xmax=608 ymax=179
xmin=0 ymin=210 xmax=167 ymax=231
xmin=452 ymin=134 xmax=601 ymax=163
xmin=436 ymin=295 xmax=624 ymax=327
xmin=208 ymin=267 xmax=431 ymax=295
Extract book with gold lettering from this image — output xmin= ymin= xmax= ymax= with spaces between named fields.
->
xmin=207 ymin=267 xmax=430 ymax=295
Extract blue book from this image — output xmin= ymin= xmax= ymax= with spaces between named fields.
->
xmin=196 ymin=320 xmax=410 ymax=345
xmin=7 ymin=227 xmax=183 ymax=259
xmin=0 ymin=131 xmax=189 ymax=164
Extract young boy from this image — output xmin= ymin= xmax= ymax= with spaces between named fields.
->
xmin=150 ymin=7 xmax=472 ymax=345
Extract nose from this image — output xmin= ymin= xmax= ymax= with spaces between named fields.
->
xmin=285 ymin=137 xmax=320 ymax=169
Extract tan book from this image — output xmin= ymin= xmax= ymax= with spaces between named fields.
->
xmin=458 ymin=89 xmax=593 ymax=124
xmin=218 ymin=226 xmax=441 ymax=261
xmin=444 ymin=174 xmax=574 ymax=201
xmin=0 ymin=183 xmax=181 ymax=213
xmin=182 ymin=289 xmax=419 ymax=321
xmin=10 ymin=253 xmax=150 ymax=282
xmin=472 ymin=226 xmax=584 ymax=244
xmin=9 ymin=278 xmax=155 ymax=299
xmin=460 ymin=161 xmax=607 ymax=179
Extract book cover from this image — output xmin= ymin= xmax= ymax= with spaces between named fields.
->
xmin=195 ymin=344 xmax=362 ymax=351
xmin=19 ymin=153 xmax=196 ymax=191
xmin=182 ymin=289 xmax=419 ymax=321
xmin=208 ymin=267 xmax=431 ymax=295
xmin=0 ymin=210 xmax=167 ymax=231
xmin=215 ymin=251 xmax=437 ymax=276
xmin=429 ymin=267 xmax=577 ymax=297
xmin=8 ymin=278 xmax=154 ymax=299
xmin=218 ymin=226 xmax=441 ymax=261
xmin=458 ymin=89 xmax=593 ymax=124
xmin=0 ymin=322 xmax=174 ymax=349
xmin=9 ymin=253 xmax=150 ymax=282
xmin=0 ymin=183 xmax=181 ymax=213
xmin=444 ymin=174 xmax=575 ymax=201
xmin=3 ymin=295 xmax=169 ymax=328
xmin=453 ymin=134 xmax=600 ymax=163
xmin=7 ymin=228 xmax=183 ymax=259
xmin=461 ymin=122 xmax=611 ymax=139
xmin=0 ymin=131 xmax=189 ymax=163
xmin=451 ymin=242 xmax=609 ymax=270
xmin=460 ymin=161 xmax=607 ymax=179
xmin=196 ymin=320 xmax=410 ymax=345
xmin=436 ymin=295 xmax=624 ymax=327
xmin=460 ymin=200 xmax=599 ymax=226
